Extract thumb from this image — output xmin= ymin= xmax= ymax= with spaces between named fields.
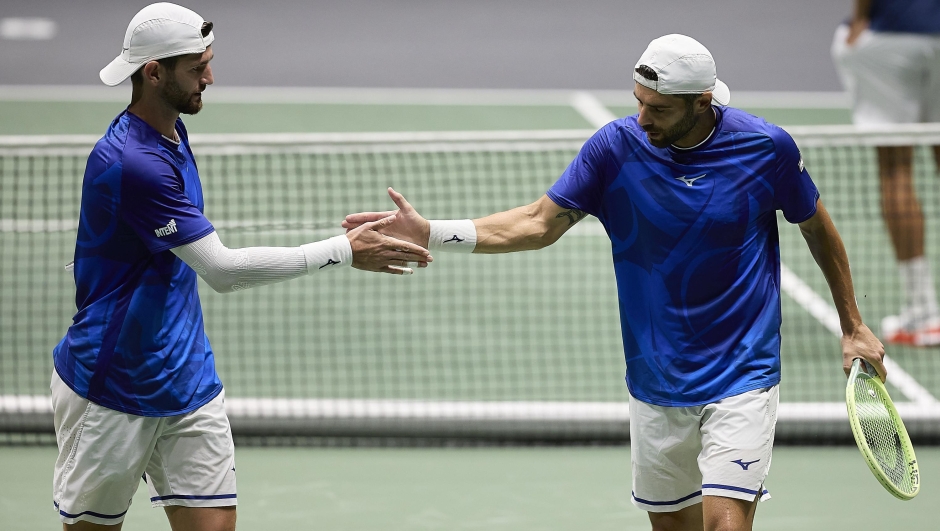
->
xmin=387 ymin=187 xmax=415 ymax=214
xmin=362 ymin=214 xmax=397 ymax=231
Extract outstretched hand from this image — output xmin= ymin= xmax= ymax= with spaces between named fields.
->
xmin=345 ymin=215 xmax=432 ymax=275
xmin=342 ymin=188 xmax=431 ymax=247
xmin=842 ymin=324 xmax=887 ymax=382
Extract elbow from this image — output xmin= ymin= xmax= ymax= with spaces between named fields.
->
xmin=535 ymin=223 xmax=566 ymax=249
xmin=534 ymin=231 xmax=561 ymax=250
xmin=200 ymin=276 xmax=235 ymax=294
xmin=212 ymin=284 xmax=236 ymax=294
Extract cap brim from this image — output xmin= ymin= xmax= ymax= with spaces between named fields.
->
xmin=99 ymin=55 xmax=142 ymax=87
xmin=711 ymin=79 xmax=731 ymax=106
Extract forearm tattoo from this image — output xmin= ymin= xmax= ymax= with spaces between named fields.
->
xmin=556 ymin=208 xmax=587 ymax=226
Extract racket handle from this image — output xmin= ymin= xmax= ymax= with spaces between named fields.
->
xmin=854 ymin=358 xmax=874 ymax=376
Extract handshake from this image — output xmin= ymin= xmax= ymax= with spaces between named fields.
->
xmin=341 ymin=187 xmax=437 ymax=275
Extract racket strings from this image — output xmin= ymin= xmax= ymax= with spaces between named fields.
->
xmin=853 ymin=379 xmax=915 ymax=493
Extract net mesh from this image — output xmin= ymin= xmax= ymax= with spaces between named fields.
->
xmin=851 ymin=374 xmax=917 ymax=495
xmin=3 ymin=127 xmax=940 ymax=444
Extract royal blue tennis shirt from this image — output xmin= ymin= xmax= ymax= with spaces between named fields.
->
xmin=548 ymin=107 xmax=819 ymax=406
xmin=53 ymin=110 xmax=221 ymax=416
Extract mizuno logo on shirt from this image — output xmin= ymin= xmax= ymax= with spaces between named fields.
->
xmin=443 ymin=235 xmax=465 ymax=243
xmin=154 ymin=219 xmax=178 ymax=237
xmin=675 ymin=174 xmax=707 ymax=187
xmin=319 ymin=258 xmax=340 ymax=269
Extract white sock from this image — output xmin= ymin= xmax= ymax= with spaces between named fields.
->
xmin=898 ymin=256 xmax=940 ymax=326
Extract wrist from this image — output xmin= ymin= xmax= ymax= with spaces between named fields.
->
xmin=301 ymin=235 xmax=353 ymax=272
xmin=841 ymin=319 xmax=867 ymax=337
xmin=428 ymin=219 xmax=477 ymax=253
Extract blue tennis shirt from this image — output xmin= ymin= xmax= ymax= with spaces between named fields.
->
xmin=548 ymin=107 xmax=819 ymax=407
xmin=53 ymin=110 xmax=220 ymax=417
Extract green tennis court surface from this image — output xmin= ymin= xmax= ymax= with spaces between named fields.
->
xmin=2 ymin=446 xmax=938 ymax=531
xmin=0 ymin=88 xmax=851 ymax=135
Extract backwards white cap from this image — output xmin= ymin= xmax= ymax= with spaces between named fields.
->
xmin=633 ymin=34 xmax=730 ymax=106
xmin=99 ymin=2 xmax=214 ymax=86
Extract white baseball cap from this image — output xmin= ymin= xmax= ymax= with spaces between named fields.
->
xmin=633 ymin=34 xmax=730 ymax=106
xmin=99 ymin=2 xmax=214 ymax=87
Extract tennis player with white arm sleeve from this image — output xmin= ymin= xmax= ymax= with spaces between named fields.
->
xmin=50 ymin=3 xmax=431 ymax=530
xmin=345 ymin=34 xmax=885 ymax=531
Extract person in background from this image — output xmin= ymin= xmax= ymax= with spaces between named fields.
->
xmin=832 ymin=0 xmax=940 ymax=346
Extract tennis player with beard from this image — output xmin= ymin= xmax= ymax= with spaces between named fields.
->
xmin=50 ymin=3 xmax=430 ymax=529
xmin=345 ymin=34 xmax=886 ymax=531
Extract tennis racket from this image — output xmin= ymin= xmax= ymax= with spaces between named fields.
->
xmin=845 ymin=358 xmax=919 ymax=500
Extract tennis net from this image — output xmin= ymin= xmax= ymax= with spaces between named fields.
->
xmin=2 ymin=126 xmax=940 ymax=444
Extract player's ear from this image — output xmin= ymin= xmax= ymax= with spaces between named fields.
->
xmin=141 ymin=61 xmax=162 ymax=86
xmin=696 ymin=93 xmax=713 ymax=114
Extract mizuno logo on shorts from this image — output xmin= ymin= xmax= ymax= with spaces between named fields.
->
xmin=675 ymin=174 xmax=707 ymax=187
xmin=731 ymin=458 xmax=760 ymax=470
xmin=154 ymin=219 xmax=178 ymax=237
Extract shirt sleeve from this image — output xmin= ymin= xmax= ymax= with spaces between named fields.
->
xmin=119 ymin=151 xmax=215 ymax=254
xmin=770 ymin=127 xmax=819 ymax=224
xmin=545 ymin=124 xmax=616 ymax=218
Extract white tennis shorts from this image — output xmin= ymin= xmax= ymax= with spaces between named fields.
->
xmin=832 ymin=24 xmax=940 ymax=126
xmin=630 ymin=385 xmax=778 ymax=512
xmin=51 ymin=370 xmax=237 ymax=525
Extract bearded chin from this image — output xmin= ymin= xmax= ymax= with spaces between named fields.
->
xmin=180 ymin=99 xmax=203 ymax=115
xmin=162 ymin=79 xmax=203 ymax=115
xmin=657 ymin=108 xmax=698 ymax=147
xmin=174 ymin=95 xmax=202 ymax=115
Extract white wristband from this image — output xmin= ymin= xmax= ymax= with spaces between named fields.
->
xmin=428 ymin=219 xmax=477 ymax=253
xmin=301 ymin=235 xmax=353 ymax=273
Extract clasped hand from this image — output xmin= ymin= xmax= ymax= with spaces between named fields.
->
xmin=343 ymin=187 xmax=432 ymax=250
xmin=344 ymin=193 xmax=432 ymax=274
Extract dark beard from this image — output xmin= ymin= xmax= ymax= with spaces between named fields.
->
xmin=646 ymin=104 xmax=697 ymax=148
xmin=161 ymin=75 xmax=203 ymax=115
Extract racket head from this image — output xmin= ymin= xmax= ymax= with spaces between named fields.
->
xmin=846 ymin=358 xmax=920 ymax=500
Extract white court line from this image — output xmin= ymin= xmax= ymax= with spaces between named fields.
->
xmin=570 ymin=91 xmax=618 ymax=129
xmin=0 ymin=85 xmax=850 ymax=108
xmin=779 ymin=264 xmax=938 ymax=405
xmin=0 ymin=18 xmax=57 ymax=40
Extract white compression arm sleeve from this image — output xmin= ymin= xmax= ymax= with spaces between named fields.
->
xmin=171 ymin=231 xmax=352 ymax=293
